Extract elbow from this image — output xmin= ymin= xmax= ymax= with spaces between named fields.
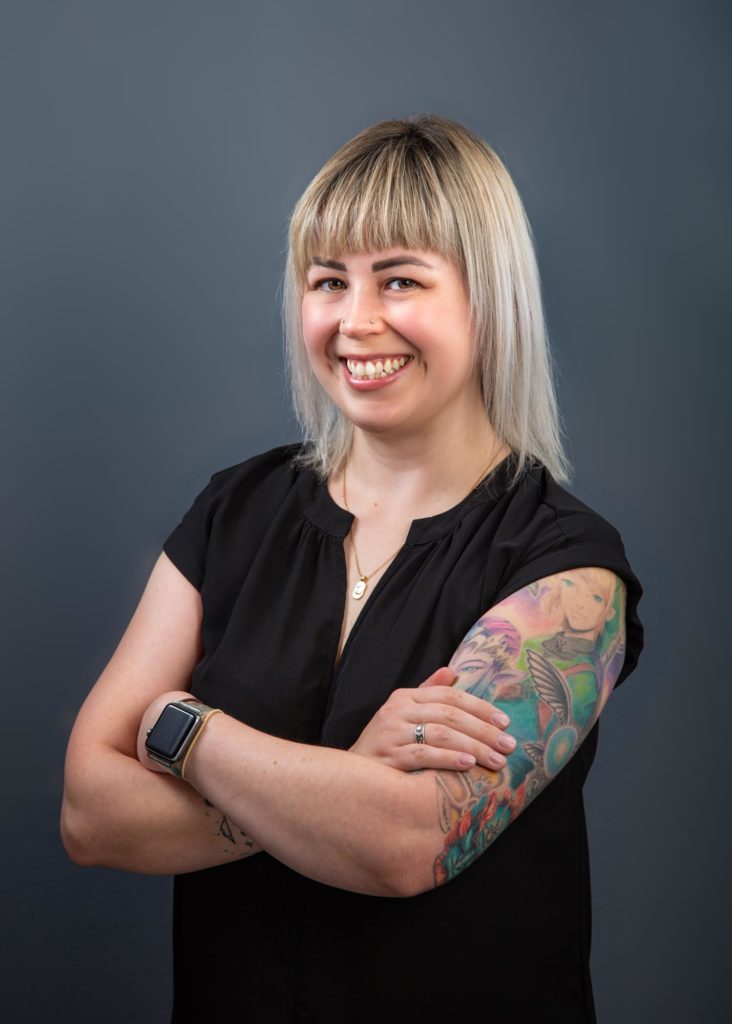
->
xmin=378 ymin=835 xmax=438 ymax=899
xmin=60 ymin=795 xmax=100 ymax=867
xmin=391 ymin=870 xmax=436 ymax=899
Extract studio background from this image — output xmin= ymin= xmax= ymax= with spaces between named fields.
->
xmin=3 ymin=1 xmax=728 ymax=1021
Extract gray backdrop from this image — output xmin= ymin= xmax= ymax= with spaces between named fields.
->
xmin=3 ymin=1 xmax=729 ymax=1021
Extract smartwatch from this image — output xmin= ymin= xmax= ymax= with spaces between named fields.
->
xmin=145 ymin=699 xmax=220 ymax=779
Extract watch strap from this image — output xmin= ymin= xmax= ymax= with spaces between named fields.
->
xmin=179 ymin=706 xmax=222 ymax=781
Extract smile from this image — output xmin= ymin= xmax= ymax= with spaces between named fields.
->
xmin=344 ymin=356 xmax=412 ymax=381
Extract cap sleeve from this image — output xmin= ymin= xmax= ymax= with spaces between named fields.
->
xmin=493 ymin=497 xmax=644 ymax=690
xmin=162 ymin=468 xmax=232 ymax=591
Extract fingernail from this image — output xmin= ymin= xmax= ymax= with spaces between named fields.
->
xmin=499 ymin=734 xmax=516 ymax=752
xmin=490 ymin=753 xmax=506 ymax=768
xmin=458 ymin=754 xmax=476 ymax=767
xmin=493 ymin=712 xmax=510 ymax=727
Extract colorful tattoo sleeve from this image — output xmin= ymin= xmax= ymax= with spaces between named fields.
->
xmin=433 ymin=567 xmax=627 ymax=885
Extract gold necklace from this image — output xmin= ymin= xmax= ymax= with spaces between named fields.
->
xmin=342 ymin=449 xmax=504 ymax=601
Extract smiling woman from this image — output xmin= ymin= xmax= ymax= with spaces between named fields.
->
xmin=61 ymin=115 xmax=643 ymax=1023
xmin=300 ymin=248 xmax=482 ymax=441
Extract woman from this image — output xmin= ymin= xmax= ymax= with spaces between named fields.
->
xmin=61 ymin=115 xmax=643 ymax=1022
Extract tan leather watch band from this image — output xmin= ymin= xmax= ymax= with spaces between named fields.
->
xmin=179 ymin=702 xmax=222 ymax=781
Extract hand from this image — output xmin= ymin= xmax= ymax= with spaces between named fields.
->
xmin=349 ymin=667 xmax=516 ymax=772
xmin=136 ymin=690 xmax=194 ymax=772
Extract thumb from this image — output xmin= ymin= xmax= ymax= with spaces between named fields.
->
xmin=418 ymin=666 xmax=458 ymax=688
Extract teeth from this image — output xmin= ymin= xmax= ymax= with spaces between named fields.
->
xmin=345 ymin=357 xmax=409 ymax=381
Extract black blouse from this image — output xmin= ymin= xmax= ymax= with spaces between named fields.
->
xmin=163 ymin=444 xmax=643 ymax=1024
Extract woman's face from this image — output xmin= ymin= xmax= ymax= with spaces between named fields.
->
xmin=558 ymin=572 xmax=615 ymax=636
xmin=301 ymin=247 xmax=485 ymax=438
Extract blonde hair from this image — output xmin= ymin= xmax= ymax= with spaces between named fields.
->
xmin=282 ymin=114 xmax=570 ymax=484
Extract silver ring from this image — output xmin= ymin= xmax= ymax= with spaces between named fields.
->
xmin=415 ymin=723 xmax=426 ymax=745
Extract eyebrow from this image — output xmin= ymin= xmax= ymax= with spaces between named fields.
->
xmin=311 ymin=255 xmax=435 ymax=272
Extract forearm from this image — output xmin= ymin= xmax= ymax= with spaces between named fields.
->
xmin=61 ymin=745 xmax=261 ymax=874
xmin=180 ymin=570 xmax=627 ymax=895
xmin=184 ymin=714 xmax=439 ymax=896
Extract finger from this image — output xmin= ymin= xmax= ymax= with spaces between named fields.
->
xmin=396 ymin=742 xmax=480 ymax=773
xmin=411 ymin=716 xmax=517 ymax=769
xmin=417 ymin=702 xmax=509 ymax=742
xmin=417 ymin=667 xmax=457 ymax=688
xmin=412 ymin=686 xmax=511 ymax=728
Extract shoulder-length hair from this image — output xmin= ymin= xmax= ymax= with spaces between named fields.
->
xmin=282 ymin=114 xmax=569 ymax=484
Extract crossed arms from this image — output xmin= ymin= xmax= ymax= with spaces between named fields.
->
xmin=62 ymin=553 xmax=626 ymax=895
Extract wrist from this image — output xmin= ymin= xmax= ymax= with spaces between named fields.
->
xmin=181 ymin=709 xmax=230 ymax=791
xmin=179 ymin=705 xmax=223 ymax=781
xmin=142 ymin=697 xmax=222 ymax=779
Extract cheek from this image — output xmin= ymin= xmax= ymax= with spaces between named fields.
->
xmin=301 ymin=305 xmax=333 ymax=356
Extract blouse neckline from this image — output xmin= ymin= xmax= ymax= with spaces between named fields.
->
xmin=298 ymin=452 xmax=516 ymax=545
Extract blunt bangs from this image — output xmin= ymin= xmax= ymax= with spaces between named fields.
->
xmin=289 ymin=139 xmax=463 ymax=285
xmin=282 ymin=115 xmax=570 ymax=485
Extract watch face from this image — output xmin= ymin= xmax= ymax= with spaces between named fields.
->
xmin=146 ymin=704 xmax=197 ymax=760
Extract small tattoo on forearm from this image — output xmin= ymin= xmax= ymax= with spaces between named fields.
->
xmin=217 ymin=815 xmax=236 ymax=844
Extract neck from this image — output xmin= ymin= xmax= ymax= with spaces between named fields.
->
xmin=342 ymin=408 xmax=509 ymax=518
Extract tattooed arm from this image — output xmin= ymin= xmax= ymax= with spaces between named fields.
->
xmin=433 ymin=567 xmax=625 ymax=884
xmin=144 ymin=567 xmax=626 ymax=895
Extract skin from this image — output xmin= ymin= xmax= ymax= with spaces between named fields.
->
xmin=135 ymin=567 xmax=626 ymax=895
xmin=301 ymin=249 xmax=484 ymax=443
xmin=60 ymin=569 xmax=512 ymax=875
xmin=62 ymin=245 xmax=626 ymax=898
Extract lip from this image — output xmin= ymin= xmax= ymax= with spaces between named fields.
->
xmin=341 ymin=354 xmax=412 ymax=362
xmin=339 ymin=356 xmax=413 ymax=391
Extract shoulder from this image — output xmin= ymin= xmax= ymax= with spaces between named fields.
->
xmin=496 ymin=463 xmax=632 ymax=580
xmin=162 ymin=444 xmax=308 ymax=589
xmin=184 ymin=443 xmax=306 ymax=519
xmin=493 ymin=463 xmax=644 ymax=687
xmin=201 ymin=442 xmax=305 ymax=493
xmin=541 ymin=475 xmax=624 ymax=548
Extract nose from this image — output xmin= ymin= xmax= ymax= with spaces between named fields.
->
xmin=338 ymin=288 xmax=383 ymax=338
xmin=340 ymin=315 xmax=379 ymax=338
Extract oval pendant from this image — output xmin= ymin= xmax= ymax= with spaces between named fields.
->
xmin=352 ymin=578 xmax=367 ymax=600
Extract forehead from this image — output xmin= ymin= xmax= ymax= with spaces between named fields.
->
xmin=572 ymin=570 xmax=614 ymax=595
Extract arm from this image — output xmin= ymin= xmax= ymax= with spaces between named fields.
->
xmin=139 ymin=567 xmax=627 ymax=895
xmin=61 ymin=552 xmax=263 ymax=874
xmin=61 ymin=552 xmax=509 ymax=874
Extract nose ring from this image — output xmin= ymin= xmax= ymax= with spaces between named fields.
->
xmin=341 ymin=319 xmax=375 ymax=325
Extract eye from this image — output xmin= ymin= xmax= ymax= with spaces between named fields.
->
xmin=311 ymin=277 xmax=346 ymax=292
xmin=456 ymin=660 xmax=489 ymax=674
xmin=385 ymin=277 xmax=420 ymax=291
xmin=592 ymin=594 xmax=603 ymax=604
